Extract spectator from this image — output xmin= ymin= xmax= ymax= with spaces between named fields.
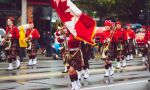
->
xmin=18 ymin=26 xmax=27 ymax=62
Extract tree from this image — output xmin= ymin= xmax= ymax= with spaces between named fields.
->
xmin=74 ymin=0 xmax=146 ymax=23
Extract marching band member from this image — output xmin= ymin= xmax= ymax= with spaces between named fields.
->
xmin=114 ymin=21 xmax=126 ymax=69
xmin=136 ymin=27 xmax=147 ymax=62
xmin=26 ymin=21 xmax=40 ymax=66
xmin=5 ymin=17 xmax=20 ymax=70
xmin=144 ymin=26 xmax=150 ymax=64
xmin=57 ymin=26 xmax=83 ymax=90
xmin=124 ymin=24 xmax=136 ymax=60
xmin=102 ymin=20 xmax=115 ymax=77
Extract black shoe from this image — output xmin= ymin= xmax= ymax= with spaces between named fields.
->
xmin=104 ymin=75 xmax=109 ymax=77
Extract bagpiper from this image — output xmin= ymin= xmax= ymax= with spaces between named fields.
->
xmin=101 ymin=20 xmax=115 ymax=77
xmin=57 ymin=26 xmax=83 ymax=90
xmin=25 ymin=21 xmax=40 ymax=66
xmin=135 ymin=26 xmax=147 ymax=62
xmin=4 ymin=17 xmax=20 ymax=70
xmin=124 ymin=24 xmax=136 ymax=60
xmin=144 ymin=26 xmax=150 ymax=65
xmin=114 ymin=21 xmax=126 ymax=69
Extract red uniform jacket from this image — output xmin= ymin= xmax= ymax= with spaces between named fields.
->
xmin=102 ymin=29 xmax=116 ymax=43
xmin=26 ymin=28 xmax=40 ymax=39
xmin=102 ymin=30 xmax=111 ymax=43
xmin=6 ymin=25 xmax=19 ymax=39
xmin=144 ymin=30 xmax=150 ymax=43
xmin=114 ymin=28 xmax=124 ymax=43
xmin=68 ymin=34 xmax=80 ymax=49
xmin=124 ymin=29 xmax=135 ymax=41
xmin=57 ymin=34 xmax=81 ymax=49
xmin=136 ymin=32 xmax=146 ymax=43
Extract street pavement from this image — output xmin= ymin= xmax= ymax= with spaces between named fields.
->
xmin=0 ymin=55 xmax=149 ymax=90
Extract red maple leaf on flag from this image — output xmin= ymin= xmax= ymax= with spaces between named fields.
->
xmin=55 ymin=0 xmax=73 ymax=22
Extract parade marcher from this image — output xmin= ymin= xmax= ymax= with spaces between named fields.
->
xmin=81 ymin=41 xmax=91 ymax=79
xmin=124 ymin=24 xmax=136 ymax=60
xmin=101 ymin=20 xmax=115 ymax=77
xmin=114 ymin=21 xmax=126 ymax=69
xmin=57 ymin=26 xmax=83 ymax=90
xmin=26 ymin=21 xmax=40 ymax=66
xmin=144 ymin=26 xmax=150 ymax=65
xmin=4 ymin=17 xmax=20 ymax=70
xmin=136 ymin=26 xmax=147 ymax=62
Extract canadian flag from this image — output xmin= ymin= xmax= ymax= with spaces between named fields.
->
xmin=50 ymin=0 xmax=96 ymax=45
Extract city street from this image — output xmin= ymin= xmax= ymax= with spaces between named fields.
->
xmin=0 ymin=0 xmax=150 ymax=90
xmin=0 ymin=56 xmax=149 ymax=90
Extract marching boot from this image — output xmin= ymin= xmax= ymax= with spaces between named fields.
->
xmin=71 ymin=82 xmax=75 ymax=90
xmin=84 ymin=69 xmax=89 ymax=79
xmin=138 ymin=53 xmax=142 ymax=57
xmin=126 ymin=55 xmax=130 ymax=61
xmin=62 ymin=66 xmax=68 ymax=73
xmin=16 ymin=59 xmax=20 ymax=69
xmin=32 ymin=58 xmax=37 ymax=65
xmin=109 ymin=66 xmax=114 ymax=76
xmin=142 ymin=57 xmax=146 ymax=62
xmin=116 ymin=62 xmax=121 ymax=69
xmin=7 ymin=63 xmax=13 ymax=70
xmin=28 ymin=59 xmax=33 ymax=66
xmin=130 ymin=54 xmax=133 ymax=60
xmin=76 ymin=79 xmax=81 ymax=87
xmin=122 ymin=59 xmax=127 ymax=67
xmin=77 ymin=71 xmax=82 ymax=80
xmin=74 ymin=81 xmax=80 ymax=90
xmin=104 ymin=69 xmax=109 ymax=77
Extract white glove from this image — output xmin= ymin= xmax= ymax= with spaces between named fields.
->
xmin=8 ymin=34 xmax=12 ymax=38
xmin=128 ymin=37 xmax=131 ymax=39
xmin=30 ymin=35 xmax=32 ymax=38
xmin=148 ymin=41 xmax=150 ymax=44
xmin=146 ymin=44 xmax=149 ymax=48
xmin=107 ymin=38 xmax=111 ymax=42
xmin=59 ymin=35 xmax=64 ymax=39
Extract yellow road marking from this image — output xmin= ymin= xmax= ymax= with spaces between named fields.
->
xmin=0 ymin=66 xmax=146 ymax=81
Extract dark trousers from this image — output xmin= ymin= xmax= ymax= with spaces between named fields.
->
xmin=83 ymin=59 xmax=89 ymax=70
xmin=19 ymin=47 xmax=26 ymax=61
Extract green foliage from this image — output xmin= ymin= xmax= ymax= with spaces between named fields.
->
xmin=74 ymin=0 xmax=146 ymax=22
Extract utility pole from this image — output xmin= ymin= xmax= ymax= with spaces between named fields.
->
xmin=146 ymin=0 xmax=150 ymax=26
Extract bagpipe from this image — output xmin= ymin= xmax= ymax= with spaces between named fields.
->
xmin=101 ymin=27 xmax=116 ymax=59
xmin=56 ymin=21 xmax=80 ymax=62
xmin=26 ymin=29 xmax=35 ymax=50
xmin=1 ymin=29 xmax=12 ymax=50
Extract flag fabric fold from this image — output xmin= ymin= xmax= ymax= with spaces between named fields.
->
xmin=50 ymin=0 xmax=96 ymax=45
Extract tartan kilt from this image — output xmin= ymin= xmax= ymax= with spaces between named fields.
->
xmin=6 ymin=39 xmax=19 ymax=59
xmin=124 ymin=40 xmax=135 ymax=55
xmin=67 ymin=50 xmax=82 ymax=71
xmin=107 ymin=43 xmax=116 ymax=61
xmin=27 ymin=40 xmax=38 ymax=55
